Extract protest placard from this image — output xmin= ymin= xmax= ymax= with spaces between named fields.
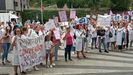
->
xmin=97 ymin=15 xmax=111 ymax=26
xmin=123 ymin=15 xmax=129 ymax=22
xmin=58 ymin=11 xmax=67 ymax=22
xmin=17 ymin=35 xmax=45 ymax=71
xmin=54 ymin=17 xmax=59 ymax=24
xmin=45 ymin=19 xmax=56 ymax=31
xmin=113 ymin=14 xmax=121 ymax=22
xmin=78 ymin=17 xmax=88 ymax=25
xmin=70 ymin=10 xmax=76 ymax=19
xmin=53 ymin=28 xmax=61 ymax=39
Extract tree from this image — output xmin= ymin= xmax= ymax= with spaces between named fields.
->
xmin=56 ymin=0 xmax=66 ymax=8
xmin=110 ymin=0 xmax=131 ymax=12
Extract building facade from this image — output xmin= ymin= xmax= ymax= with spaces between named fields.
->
xmin=0 ymin=0 xmax=29 ymax=15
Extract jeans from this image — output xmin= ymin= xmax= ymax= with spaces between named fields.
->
xmin=71 ymin=46 xmax=75 ymax=52
xmin=65 ymin=45 xmax=72 ymax=61
xmin=106 ymin=42 xmax=110 ymax=50
xmin=91 ymin=37 xmax=97 ymax=48
xmin=54 ymin=45 xmax=59 ymax=61
xmin=98 ymin=37 xmax=106 ymax=51
xmin=2 ymin=43 xmax=10 ymax=61
xmin=130 ymin=40 xmax=133 ymax=47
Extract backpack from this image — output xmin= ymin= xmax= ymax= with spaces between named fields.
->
xmin=109 ymin=31 xmax=113 ymax=38
xmin=73 ymin=33 xmax=76 ymax=39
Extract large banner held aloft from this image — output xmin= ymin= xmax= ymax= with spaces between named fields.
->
xmin=58 ymin=11 xmax=67 ymax=22
xmin=17 ymin=36 xmax=45 ymax=71
xmin=70 ymin=10 xmax=76 ymax=19
xmin=97 ymin=15 xmax=111 ymax=26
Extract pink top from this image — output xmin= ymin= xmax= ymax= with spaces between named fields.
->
xmin=66 ymin=33 xmax=73 ymax=45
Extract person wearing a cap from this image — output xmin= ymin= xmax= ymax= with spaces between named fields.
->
xmin=97 ymin=26 xmax=108 ymax=53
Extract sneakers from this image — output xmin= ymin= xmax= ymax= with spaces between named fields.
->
xmin=104 ymin=50 xmax=109 ymax=53
xmin=34 ymin=66 xmax=39 ymax=71
xmin=27 ymin=68 xmax=32 ymax=72
xmin=69 ymin=59 xmax=73 ymax=61
xmin=46 ymin=65 xmax=50 ymax=68
xmin=52 ymin=63 xmax=56 ymax=66
xmin=14 ymin=73 xmax=18 ymax=75
xmin=46 ymin=65 xmax=53 ymax=68
xmin=5 ymin=60 xmax=11 ymax=63
xmin=21 ymin=71 xmax=26 ymax=75
xmin=49 ymin=65 xmax=53 ymax=68
xmin=2 ymin=62 xmax=5 ymax=65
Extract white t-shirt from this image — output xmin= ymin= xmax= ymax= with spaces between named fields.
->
xmin=28 ymin=29 xmax=38 ymax=37
xmin=45 ymin=41 xmax=53 ymax=50
xmin=90 ymin=26 xmax=97 ymax=38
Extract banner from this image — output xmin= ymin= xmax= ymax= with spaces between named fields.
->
xmin=97 ymin=15 xmax=111 ymax=26
xmin=17 ymin=36 xmax=45 ymax=71
xmin=70 ymin=10 xmax=76 ymax=19
xmin=58 ymin=11 xmax=67 ymax=22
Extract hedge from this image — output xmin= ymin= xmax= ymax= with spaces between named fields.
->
xmin=20 ymin=9 xmax=107 ymax=24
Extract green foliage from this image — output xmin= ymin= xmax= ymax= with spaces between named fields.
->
xmin=20 ymin=10 xmax=91 ymax=23
xmin=110 ymin=0 xmax=131 ymax=12
xmin=56 ymin=0 xmax=66 ymax=8
xmin=29 ymin=0 xmax=132 ymax=12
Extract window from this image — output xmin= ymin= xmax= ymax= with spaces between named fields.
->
xmin=14 ymin=2 xmax=18 ymax=6
xmin=23 ymin=5 xmax=25 ymax=9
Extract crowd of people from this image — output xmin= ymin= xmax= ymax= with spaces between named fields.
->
xmin=0 ymin=14 xmax=133 ymax=75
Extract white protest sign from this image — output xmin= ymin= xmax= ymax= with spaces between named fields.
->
xmin=86 ymin=15 xmax=90 ymax=18
xmin=54 ymin=17 xmax=59 ymax=24
xmin=97 ymin=15 xmax=111 ymax=26
xmin=17 ymin=35 xmax=45 ymax=71
xmin=60 ymin=22 xmax=69 ymax=26
xmin=129 ymin=11 xmax=133 ymax=16
xmin=58 ymin=11 xmax=67 ymax=22
xmin=45 ymin=19 xmax=56 ymax=31
xmin=70 ymin=10 xmax=76 ymax=19
xmin=53 ymin=28 xmax=61 ymax=39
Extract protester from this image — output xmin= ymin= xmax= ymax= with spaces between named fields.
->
xmin=10 ymin=27 xmax=25 ymax=75
xmin=75 ymin=25 xmax=86 ymax=59
xmin=45 ymin=35 xmax=54 ymax=68
xmin=110 ymin=23 xmax=117 ymax=50
xmin=63 ymin=27 xmax=73 ymax=62
xmin=128 ymin=21 xmax=133 ymax=47
xmin=90 ymin=23 xmax=97 ymax=49
xmin=116 ymin=23 xmax=124 ymax=51
xmin=1 ymin=25 xmax=12 ymax=65
xmin=1 ymin=10 xmax=133 ymax=75
xmin=97 ymin=26 xmax=108 ymax=53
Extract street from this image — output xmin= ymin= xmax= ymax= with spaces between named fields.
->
xmin=0 ymin=47 xmax=133 ymax=75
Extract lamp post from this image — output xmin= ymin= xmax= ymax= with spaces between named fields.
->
xmin=41 ymin=0 xmax=44 ymax=24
